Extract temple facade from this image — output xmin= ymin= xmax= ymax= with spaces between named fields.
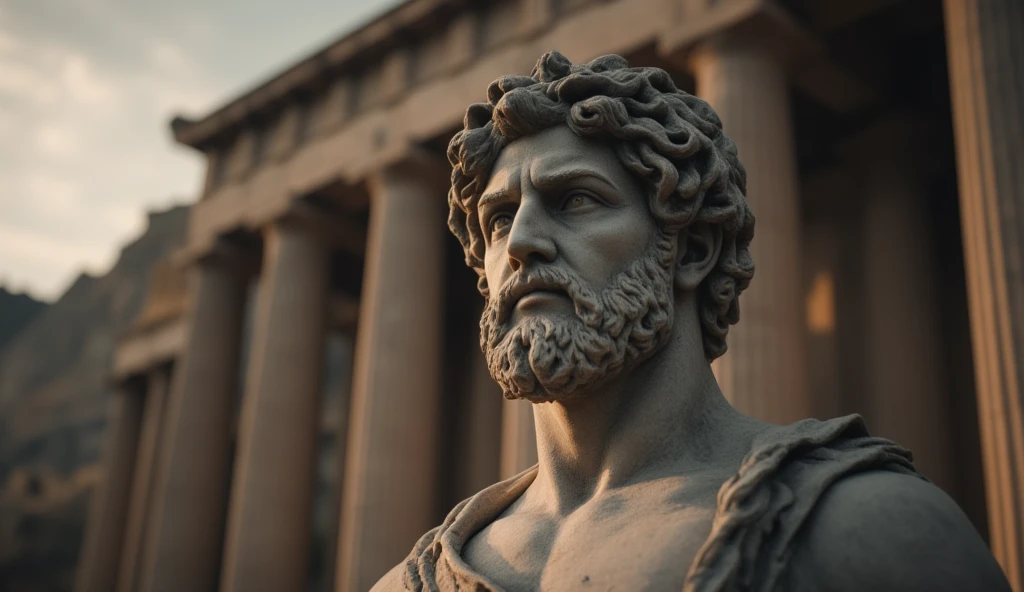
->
xmin=75 ymin=0 xmax=1024 ymax=591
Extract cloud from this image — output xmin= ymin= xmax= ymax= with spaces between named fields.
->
xmin=0 ymin=35 xmax=114 ymax=111
xmin=135 ymin=39 xmax=218 ymax=114
xmin=24 ymin=174 xmax=83 ymax=212
xmin=60 ymin=53 xmax=115 ymax=105
xmin=0 ymin=221 xmax=114 ymax=298
xmin=0 ymin=55 xmax=57 ymax=105
xmin=0 ymin=0 xmax=400 ymax=300
xmin=34 ymin=125 xmax=79 ymax=158
xmin=149 ymin=39 xmax=189 ymax=72
xmin=0 ymin=223 xmax=110 ymax=269
xmin=0 ymin=30 xmax=20 ymax=53
xmin=181 ymin=13 xmax=217 ymax=45
xmin=0 ymin=8 xmax=213 ymax=299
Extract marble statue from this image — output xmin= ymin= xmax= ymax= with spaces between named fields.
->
xmin=373 ymin=51 xmax=1010 ymax=591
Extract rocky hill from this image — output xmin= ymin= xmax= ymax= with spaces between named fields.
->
xmin=0 ymin=288 xmax=48 ymax=353
xmin=0 ymin=204 xmax=190 ymax=591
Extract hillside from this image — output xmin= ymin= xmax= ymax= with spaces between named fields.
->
xmin=0 ymin=288 xmax=48 ymax=353
xmin=0 ymin=204 xmax=190 ymax=591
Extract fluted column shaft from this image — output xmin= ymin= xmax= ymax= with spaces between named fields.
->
xmin=220 ymin=216 xmax=330 ymax=592
xmin=336 ymin=162 xmax=445 ymax=592
xmin=856 ymin=123 xmax=952 ymax=492
xmin=692 ymin=37 xmax=810 ymax=424
xmin=944 ymin=0 xmax=1024 ymax=587
xmin=117 ymin=366 xmax=171 ymax=592
xmin=75 ymin=381 xmax=144 ymax=592
xmin=140 ymin=255 xmax=248 ymax=592
xmin=462 ymin=336 xmax=503 ymax=495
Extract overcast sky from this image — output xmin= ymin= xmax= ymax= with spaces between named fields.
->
xmin=0 ymin=0 xmax=401 ymax=301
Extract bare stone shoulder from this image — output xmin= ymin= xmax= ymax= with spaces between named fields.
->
xmin=790 ymin=470 xmax=1010 ymax=592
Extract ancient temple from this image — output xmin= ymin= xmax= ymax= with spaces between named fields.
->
xmin=76 ymin=0 xmax=1024 ymax=591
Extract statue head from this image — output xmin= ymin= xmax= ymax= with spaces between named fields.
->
xmin=447 ymin=51 xmax=754 ymax=402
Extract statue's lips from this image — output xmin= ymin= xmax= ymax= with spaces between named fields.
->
xmin=497 ymin=279 xmax=571 ymax=323
xmin=515 ymin=290 xmax=569 ymax=309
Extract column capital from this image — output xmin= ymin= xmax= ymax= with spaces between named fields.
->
xmin=272 ymin=199 xmax=367 ymax=255
xmin=337 ymin=143 xmax=446 ymax=590
xmin=110 ymin=318 xmax=187 ymax=383
xmin=138 ymin=248 xmax=248 ymax=592
xmin=170 ymin=235 xmax=261 ymax=278
xmin=367 ymin=144 xmax=450 ymax=197
xmin=660 ymin=0 xmax=813 ymax=67
xmin=658 ymin=0 xmax=875 ymax=114
xmin=688 ymin=25 xmax=811 ymax=424
xmin=219 ymin=208 xmax=330 ymax=592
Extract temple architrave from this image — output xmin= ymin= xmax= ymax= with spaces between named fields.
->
xmin=75 ymin=0 xmax=1024 ymax=591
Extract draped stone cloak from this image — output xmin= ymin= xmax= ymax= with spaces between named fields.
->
xmin=394 ymin=414 xmax=922 ymax=591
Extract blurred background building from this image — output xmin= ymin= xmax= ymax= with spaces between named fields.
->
xmin=1 ymin=0 xmax=1022 ymax=590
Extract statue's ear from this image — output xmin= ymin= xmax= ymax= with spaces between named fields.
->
xmin=676 ymin=222 xmax=722 ymax=292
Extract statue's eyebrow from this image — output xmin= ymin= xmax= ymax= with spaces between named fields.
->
xmin=532 ymin=167 xmax=618 ymax=192
xmin=478 ymin=188 xmax=513 ymax=209
xmin=477 ymin=167 xmax=615 ymax=212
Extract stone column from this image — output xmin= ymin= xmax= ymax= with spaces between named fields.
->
xmin=116 ymin=366 xmax=171 ymax=592
xmin=850 ymin=121 xmax=953 ymax=493
xmin=461 ymin=335 xmax=503 ymax=495
xmin=139 ymin=250 xmax=249 ymax=592
xmin=75 ymin=381 xmax=144 ymax=592
xmin=691 ymin=36 xmax=810 ymax=425
xmin=944 ymin=0 xmax=1024 ymax=586
xmin=336 ymin=158 xmax=445 ymax=592
xmin=500 ymin=400 xmax=538 ymax=480
xmin=220 ymin=212 xmax=330 ymax=592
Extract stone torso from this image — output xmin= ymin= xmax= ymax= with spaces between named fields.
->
xmin=461 ymin=469 xmax=732 ymax=591
xmin=383 ymin=416 xmax=947 ymax=592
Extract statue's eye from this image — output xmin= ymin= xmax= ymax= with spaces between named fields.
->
xmin=563 ymin=192 xmax=596 ymax=210
xmin=488 ymin=213 xmax=513 ymax=237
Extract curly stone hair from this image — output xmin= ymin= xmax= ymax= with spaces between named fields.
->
xmin=447 ymin=51 xmax=755 ymax=360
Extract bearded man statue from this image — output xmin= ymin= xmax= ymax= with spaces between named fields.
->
xmin=372 ymin=51 xmax=1009 ymax=592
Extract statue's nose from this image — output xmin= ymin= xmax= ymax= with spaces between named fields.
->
xmin=505 ymin=199 xmax=557 ymax=273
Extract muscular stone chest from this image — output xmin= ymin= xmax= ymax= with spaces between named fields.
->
xmin=461 ymin=479 xmax=722 ymax=591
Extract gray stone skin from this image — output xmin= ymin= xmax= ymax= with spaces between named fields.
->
xmin=388 ymin=415 xmax=1002 ymax=591
xmin=373 ymin=52 xmax=1010 ymax=591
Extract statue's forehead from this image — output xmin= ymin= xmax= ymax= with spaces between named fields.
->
xmin=482 ymin=126 xmax=620 ymax=197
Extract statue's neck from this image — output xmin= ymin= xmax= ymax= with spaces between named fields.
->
xmin=527 ymin=327 xmax=764 ymax=516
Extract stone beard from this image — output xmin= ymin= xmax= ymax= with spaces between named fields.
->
xmin=373 ymin=48 xmax=1012 ymax=592
xmin=479 ymin=228 xmax=677 ymax=402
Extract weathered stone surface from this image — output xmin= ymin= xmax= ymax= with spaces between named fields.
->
xmin=220 ymin=216 xmax=331 ymax=592
xmin=138 ymin=252 xmax=249 ymax=592
xmin=336 ymin=161 xmax=447 ymax=592
xmin=690 ymin=35 xmax=810 ymax=426
xmin=373 ymin=50 xmax=1009 ymax=592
